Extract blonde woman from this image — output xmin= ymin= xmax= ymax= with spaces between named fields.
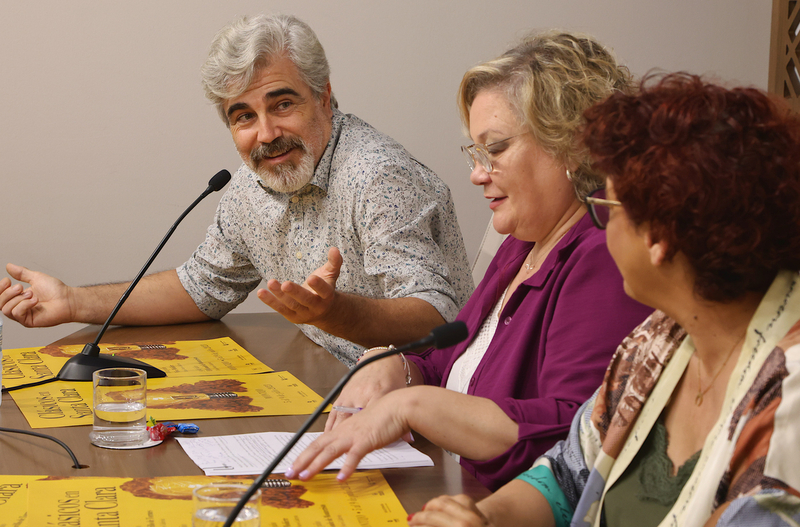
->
xmin=288 ymin=32 xmax=651 ymax=491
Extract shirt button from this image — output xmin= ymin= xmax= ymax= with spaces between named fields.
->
xmin=469 ymin=378 xmax=475 ymax=386
xmin=291 ymin=196 xmax=299 ymax=203
xmin=295 ymin=252 xmax=303 ymax=259
xmin=504 ymin=316 xmax=512 ymax=325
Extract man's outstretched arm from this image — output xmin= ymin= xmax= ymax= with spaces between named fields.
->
xmin=1 ymin=263 xmax=210 ymax=328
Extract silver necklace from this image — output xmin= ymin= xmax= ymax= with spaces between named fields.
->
xmin=525 ymin=249 xmax=545 ymax=271
xmin=525 ymin=231 xmax=568 ymax=272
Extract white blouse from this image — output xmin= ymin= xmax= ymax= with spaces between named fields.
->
xmin=443 ymin=286 xmax=508 ymax=462
xmin=446 ymin=286 xmax=509 ymax=394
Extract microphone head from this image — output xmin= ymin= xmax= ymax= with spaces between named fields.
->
xmin=208 ymin=170 xmax=232 ymax=192
xmin=430 ymin=321 xmax=468 ymax=349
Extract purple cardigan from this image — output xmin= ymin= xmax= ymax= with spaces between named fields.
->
xmin=407 ymin=213 xmax=653 ymax=491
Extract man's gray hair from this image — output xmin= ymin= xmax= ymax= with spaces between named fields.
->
xmin=201 ymin=13 xmax=338 ymax=125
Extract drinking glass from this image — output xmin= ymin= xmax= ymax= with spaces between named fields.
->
xmin=89 ymin=367 xmax=149 ymax=448
xmin=192 ymin=484 xmax=261 ymax=527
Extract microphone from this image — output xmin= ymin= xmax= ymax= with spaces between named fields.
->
xmin=56 ymin=170 xmax=232 ymax=382
xmin=222 ymin=320 xmax=468 ymax=527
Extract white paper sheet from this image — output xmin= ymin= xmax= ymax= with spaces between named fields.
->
xmin=176 ymin=431 xmax=433 ymax=476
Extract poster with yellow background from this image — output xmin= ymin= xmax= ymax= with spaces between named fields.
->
xmin=6 ymin=472 xmax=407 ymax=526
xmin=1 ymin=337 xmax=272 ymax=389
xmin=10 ymin=371 xmax=327 ymax=429
xmin=0 ymin=475 xmax=41 ymax=527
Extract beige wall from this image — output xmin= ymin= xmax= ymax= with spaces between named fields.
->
xmin=0 ymin=0 xmax=770 ymax=349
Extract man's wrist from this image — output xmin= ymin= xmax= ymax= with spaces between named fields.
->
xmin=70 ymin=286 xmax=94 ymax=323
xmin=313 ymin=289 xmax=349 ymax=334
xmin=72 ymin=283 xmax=124 ymax=324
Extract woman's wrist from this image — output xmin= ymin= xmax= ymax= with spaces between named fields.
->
xmin=357 ymin=346 xmax=389 ymax=362
xmin=357 ymin=346 xmax=410 ymax=388
xmin=398 ymin=352 xmax=412 ymax=387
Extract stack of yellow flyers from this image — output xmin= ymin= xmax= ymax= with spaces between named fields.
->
xmin=0 ymin=472 xmax=408 ymax=526
xmin=2 ymin=337 xmax=272 ymax=387
xmin=3 ymin=338 xmax=329 ymax=429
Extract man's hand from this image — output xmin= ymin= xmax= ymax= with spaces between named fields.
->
xmin=257 ymin=247 xmax=343 ymax=325
xmin=0 ymin=263 xmax=74 ymax=327
xmin=259 ymin=245 xmax=444 ymax=349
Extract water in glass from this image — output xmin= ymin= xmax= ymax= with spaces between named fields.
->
xmin=192 ymin=506 xmax=260 ymax=527
xmin=89 ymin=368 xmax=148 ymax=447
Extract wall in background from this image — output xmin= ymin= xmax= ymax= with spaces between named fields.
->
xmin=0 ymin=0 xmax=770 ymax=349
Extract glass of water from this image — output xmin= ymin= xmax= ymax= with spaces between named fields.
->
xmin=89 ymin=368 xmax=149 ymax=448
xmin=193 ymin=484 xmax=261 ymax=527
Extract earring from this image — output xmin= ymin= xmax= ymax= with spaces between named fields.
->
xmin=566 ymin=169 xmax=574 ymax=182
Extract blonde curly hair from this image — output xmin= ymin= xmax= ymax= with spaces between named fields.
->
xmin=458 ymin=30 xmax=632 ymax=199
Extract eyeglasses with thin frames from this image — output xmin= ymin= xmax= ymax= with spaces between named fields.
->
xmin=584 ymin=187 xmax=622 ymax=230
xmin=461 ymin=133 xmax=527 ymax=174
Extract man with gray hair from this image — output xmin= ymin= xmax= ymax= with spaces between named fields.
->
xmin=0 ymin=14 xmax=471 ymax=366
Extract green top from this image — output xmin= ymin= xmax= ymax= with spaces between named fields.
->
xmin=604 ymin=417 xmax=701 ymax=527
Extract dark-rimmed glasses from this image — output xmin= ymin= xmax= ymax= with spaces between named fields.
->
xmin=461 ymin=133 xmax=526 ymax=173
xmin=585 ymin=187 xmax=621 ymax=229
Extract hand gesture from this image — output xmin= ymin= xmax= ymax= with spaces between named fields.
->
xmin=257 ymin=246 xmax=342 ymax=325
xmin=0 ymin=263 xmax=74 ymax=327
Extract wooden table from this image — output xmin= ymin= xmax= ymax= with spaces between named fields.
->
xmin=0 ymin=313 xmax=489 ymax=513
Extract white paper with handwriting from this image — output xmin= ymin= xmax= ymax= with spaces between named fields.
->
xmin=176 ymin=431 xmax=433 ymax=476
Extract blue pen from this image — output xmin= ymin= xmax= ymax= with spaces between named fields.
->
xmin=332 ymin=405 xmax=362 ymax=414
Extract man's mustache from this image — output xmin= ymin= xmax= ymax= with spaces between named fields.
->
xmin=250 ymin=136 xmax=306 ymax=164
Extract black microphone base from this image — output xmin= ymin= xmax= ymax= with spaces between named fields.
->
xmin=57 ymin=345 xmax=167 ymax=381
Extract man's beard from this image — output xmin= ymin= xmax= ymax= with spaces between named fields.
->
xmin=247 ymin=135 xmax=315 ymax=193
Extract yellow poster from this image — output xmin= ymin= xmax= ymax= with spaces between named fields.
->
xmin=1 ymin=337 xmax=273 ymax=389
xmin=23 ymin=472 xmax=407 ymax=526
xmin=11 ymin=371 xmax=327 ymax=429
xmin=0 ymin=475 xmax=45 ymax=527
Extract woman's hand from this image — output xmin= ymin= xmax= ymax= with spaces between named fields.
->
xmin=408 ymin=495 xmax=491 ymax=526
xmin=411 ymin=481 xmax=555 ymax=527
xmin=288 ymin=389 xmax=413 ymax=482
xmin=292 ymin=384 xmax=520 ymax=483
xmin=324 ymin=347 xmax=408 ymax=432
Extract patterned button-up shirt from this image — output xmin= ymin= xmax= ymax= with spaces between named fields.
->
xmin=177 ymin=109 xmax=473 ymax=366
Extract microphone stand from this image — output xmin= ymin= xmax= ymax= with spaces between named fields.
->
xmin=222 ymin=321 xmax=468 ymax=527
xmin=55 ymin=170 xmax=231 ymax=382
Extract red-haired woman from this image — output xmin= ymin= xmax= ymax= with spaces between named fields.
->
xmin=408 ymin=73 xmax=800 ymax=526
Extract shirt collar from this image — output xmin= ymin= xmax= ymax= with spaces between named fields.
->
xmin=308 ymin=108 xmax=345 ymax=195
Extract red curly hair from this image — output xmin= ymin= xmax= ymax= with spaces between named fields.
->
xmin=581 ymin=72 xmax=800 ymax=302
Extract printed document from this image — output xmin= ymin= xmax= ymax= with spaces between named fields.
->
xmin=177 ymin=431 xmax=433 ymax=475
